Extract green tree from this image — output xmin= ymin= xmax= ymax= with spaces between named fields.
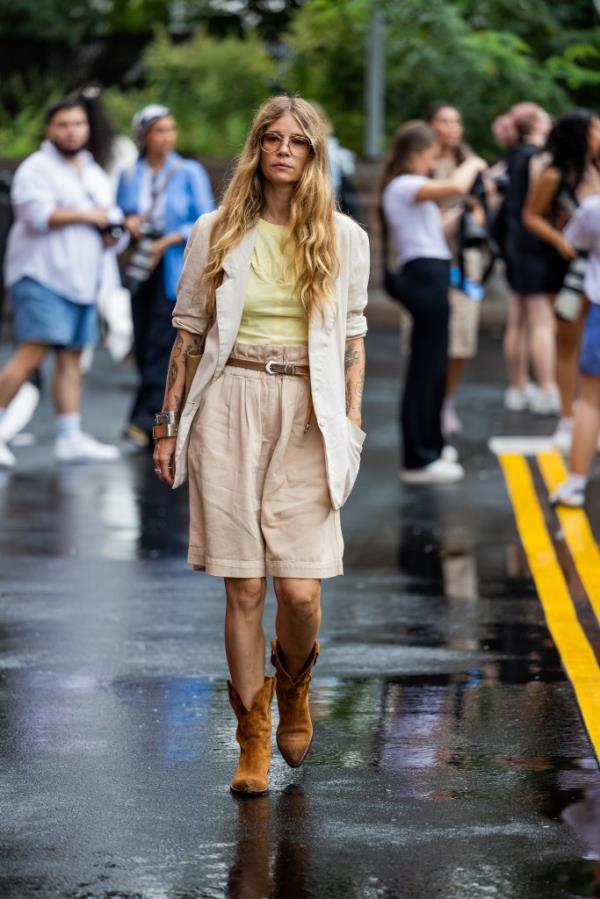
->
xmin=104 ymin=28 xmax=276 ymax=157
xmin=282 ymin=0 xmax=600 ymax=156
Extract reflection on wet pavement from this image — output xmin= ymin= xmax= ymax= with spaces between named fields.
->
xmin=0 ymin=333 xmax=599 ymax=898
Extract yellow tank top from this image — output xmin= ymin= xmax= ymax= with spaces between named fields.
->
xmin=236 ymin=218 xmax=309 ymax=346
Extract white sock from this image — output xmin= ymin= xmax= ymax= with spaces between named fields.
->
xmin=0 ymin=407 xmax=5 ymax=424
xmin=56 ymin=412 xmax=81 ymax=439
xmin=557 ymin=417 xmax=574 ymax=432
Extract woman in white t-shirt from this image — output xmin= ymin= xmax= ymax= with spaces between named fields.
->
xmin=381 ymin=121 xmax=486 ymax=483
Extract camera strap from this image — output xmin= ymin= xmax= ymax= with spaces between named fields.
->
xmin=142 ymin=161 xmax=182 ymax=226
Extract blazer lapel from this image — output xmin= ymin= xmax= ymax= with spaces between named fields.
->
xmin=215 ymin=226 xmax=258 ymax=366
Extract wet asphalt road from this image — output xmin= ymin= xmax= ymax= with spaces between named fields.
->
xmin=0 ymin=328 xmax=599 ymax=899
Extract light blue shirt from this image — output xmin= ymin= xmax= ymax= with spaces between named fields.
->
xmin=117 ymin=152 xmax=215 ymax=300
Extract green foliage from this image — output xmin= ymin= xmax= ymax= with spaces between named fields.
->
xmin=0 ymin=0 xmax=304 ymax=42
xmin=0 ymin=74 xmax=63 ymax=159
xmin=105 ymin=28 xmax=276 ymax=157
xmin=1 ymin=0 xmax=599 ymax=160
xmin=283 ymin=0 xmax=600 ymax=156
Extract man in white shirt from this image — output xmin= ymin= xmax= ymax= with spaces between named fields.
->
xmin=0 ymin=98 xmax=122 ymax=468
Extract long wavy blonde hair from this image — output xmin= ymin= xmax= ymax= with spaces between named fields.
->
xmin=201 ymin=95 xmax=338 ymax=319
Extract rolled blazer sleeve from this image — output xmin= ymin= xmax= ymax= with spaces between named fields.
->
xmin=346 ymin=225 xmax=369 ymax=339
xmin=172 ymin=212 xmax=214 ymax=335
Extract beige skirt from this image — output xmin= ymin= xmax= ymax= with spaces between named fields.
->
xmin=187 ymin=343 xmax=343 ymax=579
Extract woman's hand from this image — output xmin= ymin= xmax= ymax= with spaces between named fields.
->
xmin=148 ymin=233 xmax=183 ymax=271
xmin=153 ymin=436 xmax=177 ymax=486
xmin=554 ymin=234 xmax=576 ymax=261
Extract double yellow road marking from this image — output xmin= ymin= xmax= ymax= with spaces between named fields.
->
xmin=499 ymin=451 xmax=600 ymax=758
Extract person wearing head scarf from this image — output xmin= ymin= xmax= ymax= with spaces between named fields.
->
xmin=117 ymin=105 xmax=215 ymax=447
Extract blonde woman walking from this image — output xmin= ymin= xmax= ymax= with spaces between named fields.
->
xmin=153 ymin=97 xmax=369 ymax=794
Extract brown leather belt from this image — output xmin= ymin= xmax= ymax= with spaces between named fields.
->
xmin=226 ymin=356 xmax=313 ymax=431
xmin=226 ymin=358 xmax=310 ymax=378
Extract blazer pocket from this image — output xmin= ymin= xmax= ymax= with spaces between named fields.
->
xmin=342 ymin=416 xmax=366 ymax=505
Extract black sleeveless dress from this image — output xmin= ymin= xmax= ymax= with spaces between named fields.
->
xmin=503 ymin=143 xmax=569 ymax=295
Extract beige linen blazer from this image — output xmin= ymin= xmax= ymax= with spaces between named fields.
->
xmin=171 ymin=209 xmax=369 ymax=510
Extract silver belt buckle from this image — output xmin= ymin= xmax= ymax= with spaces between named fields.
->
xmin=265 ymin=359 xmax=278 ymax=375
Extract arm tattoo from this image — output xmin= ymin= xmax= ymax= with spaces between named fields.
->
xmin=167 ymin=359 xmax=179 ymax=390
xmin=172 ymin=332 xmax=184 ymax=359
xmin=345 ymin=338 xmax=365 ymax=417
xmin=345 ymin=343 xmax=360 ymax=373
xmin=162 ymin=330 xmax=195 ymax=413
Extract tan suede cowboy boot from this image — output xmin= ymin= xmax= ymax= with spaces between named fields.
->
xmin=270 ymin=640 xmax=319 ymax=768
xmin=228 ymin=677 xmax=275 ymax=796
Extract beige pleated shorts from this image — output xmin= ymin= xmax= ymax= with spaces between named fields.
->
xmin=187 ymin=343 xmax=344 ymax=579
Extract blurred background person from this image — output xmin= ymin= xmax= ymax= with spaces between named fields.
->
xmin=426 ymin=102 xmax=486 ymax=438
xmin=0 ymin=97 xmax=123 ymax=468
xmin=117 ymin=105 xmax=215 ymax=448
xmin=76 ymin=85 xmax=138 ymax=194
xmin=524 ymin=108 xmax=600 ymax=450
xmin=311 ymin=101 xmax=362 ymax=221
xmin=550 ymin=191 xmax=600 ymax=506
xmin=75 ymin=85 xmax=137 ymax=367
xmin=498 ymin=102 xmax=555 ymax=414
xmin=381 ymin=120 xmax=486 ymax=484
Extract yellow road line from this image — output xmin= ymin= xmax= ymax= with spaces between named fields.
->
xmin=499 ymin=453 xmax=600 ymax=758
xmin=537 ymin=450 xmax=600 ymax=626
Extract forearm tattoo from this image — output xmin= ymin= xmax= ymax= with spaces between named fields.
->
xmin=162 ymin=330 xmax=202 ymax=414
xmin=345 ymin=339 xmax=365 ymax=417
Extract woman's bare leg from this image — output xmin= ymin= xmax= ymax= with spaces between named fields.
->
xmin=525 ymin=294 xmax=556 ymax=392
xmin=556 ymin=303 xmax=586 ymax=419
xmin=224 ymin=577 xmax=267 ymax=710
xmin=504 ymin=293 xmax=529 ymax=389
xmin=570 ymin=375 xmax=600 ymax=476
xmin=273 ymin=577 xmax=321 ymax=676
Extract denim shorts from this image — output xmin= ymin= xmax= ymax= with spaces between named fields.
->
xmin=580 ymin=302 xmax=600 ymax=378
xmin=9 ymin=277 xmax=99 ymax=348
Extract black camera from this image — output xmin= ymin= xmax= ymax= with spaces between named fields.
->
xmin=124 ymin=222 xmax=163 ymax=296
xmin=98 ymin=223 xmax=125 ymax=240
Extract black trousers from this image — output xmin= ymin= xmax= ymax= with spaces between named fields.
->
xmin=128 ymin=263 xmax=174 ymax=436
xmin=399 ymin=258 xmax=450 ymax=470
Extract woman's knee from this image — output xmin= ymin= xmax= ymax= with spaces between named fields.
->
xmin=225 ymin=577 xmax=266 ymax=616
xmin=274 ymin=578 xmax=321 ymax=620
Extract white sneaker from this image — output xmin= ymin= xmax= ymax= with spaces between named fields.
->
xmin=529 ymin=385 xmax=560 ymax=416
xmin=0 ymin=383 xmax=40 ymax=444
xmin=441 ymin=398 xmax=462 ymax=437
xmin=442 ymin=444 xmax=459 ymax=463
xmin=552 ymin=419 xmax=574 ymax=454
xmin=549 ymin=480 xmax=585 ymax=508
xmin=400 ymin=457 xmax=465 ymax=484
xmin=0 ymin=440 xmax=15 ymax=468
xmin=55 ymin=432 xmax=120 ymax=464
xmin=504 ymin=386 xmax=528 ymax=412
